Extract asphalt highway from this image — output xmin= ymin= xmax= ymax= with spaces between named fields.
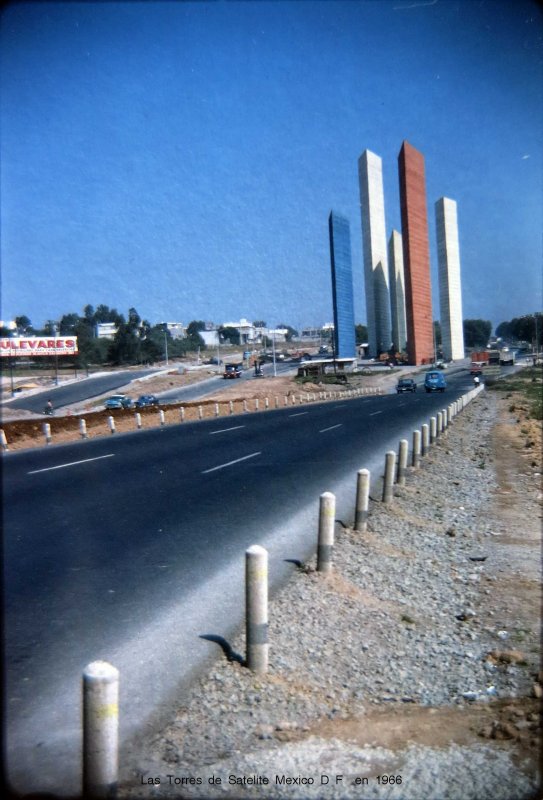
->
xmin=3 ymin=371 xmax=474 ymax=796
xmin=2 ymin=367 xmax=164 ymax=413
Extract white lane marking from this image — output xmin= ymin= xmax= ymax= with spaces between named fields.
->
xmin=289 ymin=412 xmax=308 ymax=417
xmin=202 ymin=451 xmax=261 ymax=474
xmin=397 ymin=403 xmax=406 ymax=408
xmin=370 ymin=411 xmax=383 ymax=416
xmin=209 ymin=425 xmax=245 ymax=435
xmin=28 ymin=454 xmax=115 ymax=475
xmin=319 ymin=424 xmax=343 ymax=433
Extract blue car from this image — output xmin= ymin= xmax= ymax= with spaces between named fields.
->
xmin=424 ymin=371 xmax=446 ymax=393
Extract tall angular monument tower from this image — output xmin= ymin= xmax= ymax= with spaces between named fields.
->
xmin=328 ymin=211 xmax=356 ymax=359
xmin=388 ymin=230 xmax=407 ymax=353
xmin=398 ymin=141 xmax=434 ymax=365
xmin=358 ymin=150 xmax=391 ymax=357
xmin=435 ymin=197 xmax=465 ymax=361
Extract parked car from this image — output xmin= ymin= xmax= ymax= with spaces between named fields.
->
xmin=223 ymin=363 xmax=242 ymax=379
xmin=104 ymin=394 xmax=133 ymax=409
xmin=396 ymin=378 xmax=417 ymax=393
xmin=135 ymin=394 xmax=159 ymax=408
xmin=424 ymin=371 xmax=447 ymax=393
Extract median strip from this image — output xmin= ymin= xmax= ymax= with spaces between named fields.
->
xmin=202 ymin=451 xmax=261 ymax=474
xmin=28 ymin=454 xmax=115 ymax=475
xmin=209 ymin=425 xmax=245 ymax=435
xmin=319 ymin=424 xmax=343 ymax=433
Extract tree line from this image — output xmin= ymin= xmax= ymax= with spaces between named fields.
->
xmin=0 ymin=307 xmax=305 ymax=368
xmin=1 ymin=306 xmax=539 ymax=369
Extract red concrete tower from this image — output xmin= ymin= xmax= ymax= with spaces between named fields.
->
xmin=398 ymin=141 xmax=434 ymax=365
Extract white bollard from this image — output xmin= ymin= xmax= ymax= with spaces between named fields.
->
xmin=421 ymin=423 xmax=430 ymax=456
xmin=135 ymin=412 xmax=142 ymax=430
xmin=397 ymin=439 xmax=408 ymax=486
xmin=382 ymin=451 xmax=396 ymax=503
xmin=159 ymin=410 xmax=165 ymax=425
xmin=354 ymin=469 xmax=370 ymax=532
xmin=437 ymin=411 xmax=443 ymax=436
xmin=317 ymin=492 xmax=336 ymax=572
xmin=412 ymin=430 xmax=421 ymax=468
xmin=243 ymin=400 xmax=248 ymax=413
xmin=255 ymin=399 xmax=259 ymax=411
xmin=284 ymin=396 xmax=288 ymax=406
xmin=0 ymin=428 xmax=8 ymax=451
xmin=275 ymin=396 xmax=279 ymax=408
xmin=245 ymin=545 xmax=268 ymax=673
xmin=43 ymin=422 xmax=52 ymax=445
xmin=229 ymin=401 xmax=234 ymax=415
xmin=179 ymin=407 xmax=185 ymax=422
xmin=83 ymin=660 xmax=119 ymax=799
xmin=79 ymin=419 xmax=88 ymax=439
xmin=108 ymin=417 xmax=115 ymax=435
xmin=430 ymin=416 xmax=437 ymax=443
xmin=198 ymin=406 xmax=203 ymax=420
xmin=214 ymin=403 xmax=219 ymax=417
xmin=265 ymin=397 xmax=269 ymax=409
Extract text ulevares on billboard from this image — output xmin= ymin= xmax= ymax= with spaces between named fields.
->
xmin=0 ymin=337 xmax=78 ymax=357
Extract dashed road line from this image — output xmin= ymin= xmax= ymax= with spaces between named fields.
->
xmin=28 ymin=454 xmax=115 ymax=475
xmin=319 ymin=424 xmax=343 ymax=433
xmin=369 ymin=411 xmax=383 ymax=416
xmin=209 ymin=425 xmax=245 ymax=435
xmin=202 ymin=452 xmax=261 ymax=474
xmin=289 ymin=412 xmax=308 ymax=417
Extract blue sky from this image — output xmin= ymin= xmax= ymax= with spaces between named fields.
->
xmin=1 ymin=0 xmax=542 ymax=334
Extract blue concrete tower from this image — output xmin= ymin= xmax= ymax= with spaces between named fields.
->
xmin=328 ymin=211 xmax=356 ymax=359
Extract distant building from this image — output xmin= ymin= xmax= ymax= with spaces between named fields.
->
xmin=435 ymin=197 xmax=465 ymax=361
xmin=200 ymin=329 xmax=219 ymax=347
xmin=388 ymin=230 xmax=407 ymax=353
xmin=95 ymin=322 xmax=118 ymax=339
xmin=221 ymin=318 xmax=255 ymax=343
xmin=0 ymin=320 xmax=17 ymax=332
xmin=398 ymin=141 xmax=434 ymax=365
xmin=159 ymin=322 xmax=186 ymax=339
xmin=358 ymin=150 xmax=392 ymax=357
xmin=328 ymin=211 xmax=356 ymax=359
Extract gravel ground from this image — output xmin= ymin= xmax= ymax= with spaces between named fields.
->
xmin=119 ymin=387 xmax=541 ymax=800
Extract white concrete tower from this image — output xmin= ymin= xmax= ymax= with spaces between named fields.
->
xmin=358 ymin=150 xmax=391 ymax=356
xmin=435 ymin=197 xmax=465 ymax=361
xmin=388 ymin=230 xmax=407 ymax=353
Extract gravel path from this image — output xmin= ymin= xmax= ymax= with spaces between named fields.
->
xmin=119 ymin=388 xmax=541 ymax=800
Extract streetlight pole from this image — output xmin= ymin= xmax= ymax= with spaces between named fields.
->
xmin=54 ymin=323 xmax=59 ymax=385
xmin=164 ymin=331 xmax=169 ymax=366
xmin=272 ymin=328 xmax=277 ymax=377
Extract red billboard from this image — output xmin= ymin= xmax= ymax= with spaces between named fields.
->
xmin=0 ymin=337 xmax=79 ymax=357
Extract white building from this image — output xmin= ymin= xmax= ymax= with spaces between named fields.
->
xmin=161 ymin=322 xmax=186 ymax=339
xmin=221 ymin=318 xmax=256 ymax=343
xmin=435 ymin=197 xmax=465 ymax=361
xmin=388 ymin=230 xmax=407 ymax=353
xmin=358 ymin=150 xmax=392 ymax=357
xmin=200 ymin=329 xmax=220 ymax=347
